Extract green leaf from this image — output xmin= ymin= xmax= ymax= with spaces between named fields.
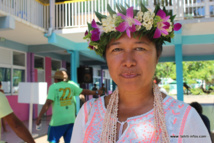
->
xmin=116 ymin=32 xmax=122 ymax=39
xmin=119 ymin=4 xmax=127 ymax=13
xmin=133 ymin=10 xmax=138 ymax=16
xmin=95 ymin=11 xmax=107 ymax=22
xmin=154 ymin=5 xmax=160 ymax=14
xmin=87 ymin=23 xmax=93 ymax=31
xmin=171 ymin=15 xmax=176 ymax=21
xmin=125 ymin=3 xmax=130 ymax=8
xmin=140 ymin=1 xmax=148 ymax=12
xmin=107 ymin=4 xmax=116 ymax=17
xmin=116 ymin=4 xmax=123 ymax=13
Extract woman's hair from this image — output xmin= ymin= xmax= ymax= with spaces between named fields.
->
xmin=190 ymin=102 xmax=202 ymax=114
xmin=0 ymin=81 xmax=2 ymax=86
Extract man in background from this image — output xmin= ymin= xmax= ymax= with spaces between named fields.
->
xmin=0 ymin=81 xmax=7 ymax=132
xmin=190 ymin=102 xmax=211 ymax=135
xmin=99 ymin=83 xmax=107 ymax=96
xmin=36 ymin=70 xmax=101 ymax=143
xmin=92 ymin=84 xmax=98 ymax=98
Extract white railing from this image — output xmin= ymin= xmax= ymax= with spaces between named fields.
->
xmin=0 ymin=0 xmax=45 ymax=28
xmin=53 ymin=0 xmax=214 ymax=30
xmin=0 ymin=0 xmax=213 ymax=30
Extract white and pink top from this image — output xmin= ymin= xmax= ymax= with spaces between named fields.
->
xmin=71 ymin=95 xmax=212 ymax=143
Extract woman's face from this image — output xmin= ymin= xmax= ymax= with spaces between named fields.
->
xmin=106 ymin=34 xmax=159 ymax=91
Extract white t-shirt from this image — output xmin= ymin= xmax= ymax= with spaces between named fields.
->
xmin=71 ymin=95 xmax=212 ymax=143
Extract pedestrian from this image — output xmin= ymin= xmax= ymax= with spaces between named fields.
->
xmin=99 ymin=83 xmax=107 ymax=96
xmin=71 ymin=2 xmax=211 ymax=143
xmin=0 ymin=92 xmax=35 ymax=143
xmin=0 ymin=81 xmax=7 ymax=132
xmin=190 ymin=102 xmax=211 ymax=135
xmin=36 ymin=70 xmax=101 ymax=143
xmin=92 ymin=84 xmax=98 ymax=98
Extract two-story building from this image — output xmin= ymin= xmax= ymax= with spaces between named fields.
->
xmin=0 ymin=0 xmax=213 ymax=127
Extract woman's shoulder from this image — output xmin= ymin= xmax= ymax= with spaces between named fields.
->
xmin=164 ymin=95 xmax=191 ymax=112
xmin=83 ymin=96 xmax=104 ymax=110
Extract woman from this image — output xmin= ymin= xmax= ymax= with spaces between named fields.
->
xmin=71 ymin=3 xmax=212 ymax=143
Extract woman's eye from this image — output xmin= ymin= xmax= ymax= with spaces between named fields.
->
xmin=112 ymin=48 xmax=122 ymax=52
xmin=135 ymin=47 xmax=145 ymax=51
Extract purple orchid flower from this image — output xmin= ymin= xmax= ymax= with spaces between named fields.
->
xmin=115 ymin=7 xmax=141 ymax=38
xmin=85 ymin=30 xmax=94 ymax=50
xmin=153 ymin=9 xmax=171 ymax=38
xmin=91 ymin=19 xmax=103 ymax=41
xmin=174 ymin=23 xmax=182 ymax=31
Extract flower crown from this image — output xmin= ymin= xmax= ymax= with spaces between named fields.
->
xmin=84 ymin=2 xmax=182 ymax=56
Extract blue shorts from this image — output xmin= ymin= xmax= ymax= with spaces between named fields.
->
xmin=47 ymin=123 xmax=74 ymax=143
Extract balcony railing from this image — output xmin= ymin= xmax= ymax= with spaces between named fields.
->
xmin=0 ymin=0 xmax=214 ymax=30
xmin=52 ymin=0 xmax=214 ymax=30
xmin=0 ymin=0 xmax=45 ymax=29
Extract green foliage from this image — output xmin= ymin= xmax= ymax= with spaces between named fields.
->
xmin=107 ymin=4 xmax=116 ymax=17
xmin=155 ymin=62 xmax=176 ymax=80
xmin=155 ymin=61 xmax=214 ymax=85
xmin=190 ymin=88 xmax=203 ymax=95
xmin=163 ymin=84 xmax=170 ymax=93
xmin=95 ymin=12 xmax=107 ymax=22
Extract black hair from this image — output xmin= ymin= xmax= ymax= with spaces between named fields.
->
xmin=190 ymin=102 xmax=202 ymax=114
xmin=0 ymin=81 xmax=1 ymax=86
xmin=55 ymin=79 xmax=64 ymax=82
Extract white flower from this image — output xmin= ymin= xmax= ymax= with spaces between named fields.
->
xmin=136 ymin=25 xmax=141 ymax=30
xmin=102 ymin=15 xmax=116 ymax=33
xmin=94 ymin=45 xmax=98 ymax=49
xmin=134 ymin=11 xmax=144 ymax=22
xmin=142 ymin=11 xmax=154 ymax=31
xmin=167 ymin=26 xmax=172 ymax=32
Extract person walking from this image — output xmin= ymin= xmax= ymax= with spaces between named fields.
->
xmin=36 ymin=70 xmax=101 ymax=143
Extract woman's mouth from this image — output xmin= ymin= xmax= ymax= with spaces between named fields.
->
xmin=120 ymin=73 xmax=139 ymax=78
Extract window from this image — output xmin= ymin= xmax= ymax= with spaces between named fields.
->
xmin=0 ymin=48 xmax=26 ymax=95
xmin=34 ymin=56 xmax=44 ymax=69
xmin=13 ymin=51 xmax=25 ymax=66
xmin=0 ymin=68 xmax=11 ymax=94
xmin=52 ymin=59 xmax=61 ymax=71
xmin=13 ymin=69 xmax=25 ymax=94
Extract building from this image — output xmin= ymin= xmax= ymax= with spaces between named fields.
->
xmin=0 ymin=0 xmax=214 ymax=122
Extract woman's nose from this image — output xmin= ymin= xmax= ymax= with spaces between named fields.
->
xmin=122 ymin=52 xmax=136 ymax=68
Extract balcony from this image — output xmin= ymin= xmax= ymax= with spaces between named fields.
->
xmin=53 ymin=0 xmax=214 ymax=30
xmin=0 ymin=0 xmax=214 ymax=30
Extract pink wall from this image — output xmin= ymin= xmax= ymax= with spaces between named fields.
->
xmin=45 ymin=57 xmax=52 ymax=116
xmin=6 ymin=96 xmax=29 ymax=121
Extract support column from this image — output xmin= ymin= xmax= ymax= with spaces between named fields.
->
xmin=27 ymin=53 xmax=35 ymax=82
xmin=100 ymin=69 xmax=104 ymax=87
xmin=68 ymin=50 xmax=80 ymax=113
xmin=175 ymin=44 xmax=184 ymax=101
xmin=45 ymin=57 xmax=52 ymax=116
xmin=174 ymin=28 xmax=183 ymax=101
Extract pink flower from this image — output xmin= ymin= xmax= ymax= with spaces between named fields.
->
xmin=174 ymin=23 xmax=182 ymax=31
xmin=153 ymin=9 xmax=171 ymax=38
xmin=91 ymin=19 xmax=103 ymax=41
xmin=85 ymin=30 xmax=94 ymax=50
xmin=115 ymin=7 xmax=141 ymax=38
